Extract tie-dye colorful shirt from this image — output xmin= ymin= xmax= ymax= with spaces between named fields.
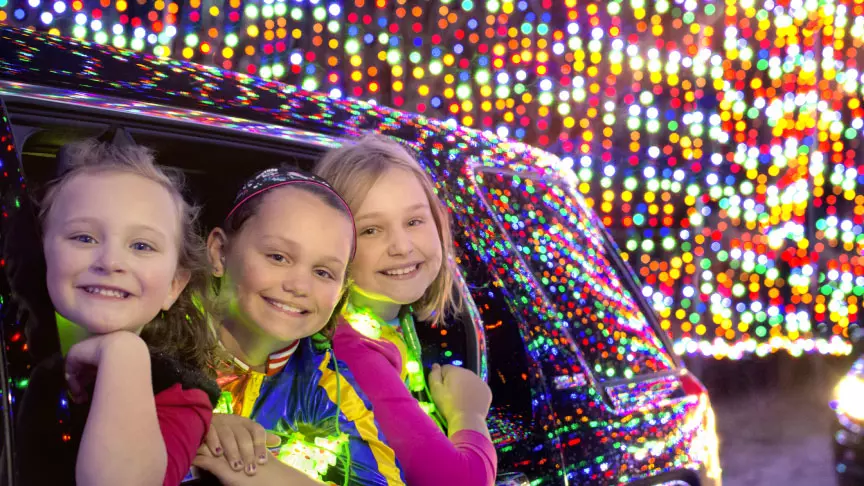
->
xmin=214 ymin=338 xmax=405 ymax=486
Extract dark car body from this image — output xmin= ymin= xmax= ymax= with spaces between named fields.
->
xmin=0 ymin=27 xmax=721 ymax=485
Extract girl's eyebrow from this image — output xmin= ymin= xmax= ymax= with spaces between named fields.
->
xmin=355 ymin=202 xmax=429 ymax=222
xmin=62 ymin=218 xmax=168 ymax=240
xmin=260 ymin=234 xmax=300 ymax=250
xmin=320 ymin=255 xmax=347 ymax=268
xmin=129 ymin=224 xmax=169 ymax=240
xmin=61 ymin=216 xmax=98 ymax=227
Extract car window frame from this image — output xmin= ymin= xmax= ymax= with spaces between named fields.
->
xmin=451 ymin=260 xmax=489 ymax=380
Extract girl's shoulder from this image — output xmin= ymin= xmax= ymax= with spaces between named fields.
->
xmin=332 ymin=321 xmax=404 ymax=371
xmin=149 ymin=349 xmax=221 ymax=407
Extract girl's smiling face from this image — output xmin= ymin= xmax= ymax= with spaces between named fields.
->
xmin=350 ymin=168 xmax=443 ymax=316
xmin=210 ymin=186 xmax=352 ymax=350
xmin=42 ymin=171 xmax=189 ymax=334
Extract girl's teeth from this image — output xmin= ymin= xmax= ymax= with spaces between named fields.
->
xmin=85 ymin=287 xmax=128 ymax=298
xmin=271 ymin=300 xmax=304 ymax=313
xmin=385 ymin=264 xmax=418 ymax=276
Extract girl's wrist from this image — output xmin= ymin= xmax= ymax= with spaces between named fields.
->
xmin=99 ymin=332 xmax=149 ymax=364
xmin=446 ymin=412 xmax=490 ymax=438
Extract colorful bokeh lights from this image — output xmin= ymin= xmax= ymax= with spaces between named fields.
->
xmin=3 ymin=0 xmax=864 ymax=359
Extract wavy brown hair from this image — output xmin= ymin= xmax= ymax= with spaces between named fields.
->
xmin=314 ymin=134 xmax=460 ymax=325
xmin=38 ymin=140 xmax=217 ymax=375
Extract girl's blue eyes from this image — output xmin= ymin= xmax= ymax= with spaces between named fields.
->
xmin=268 ymin=253 xmax=286 ymax=263
xmin=72 ymin=235 xmax=95 ymax=244
xmin=131 ymin=242 xmax=155 ymax=252
xmin=315 ymin=269 xmax=335 ymax=280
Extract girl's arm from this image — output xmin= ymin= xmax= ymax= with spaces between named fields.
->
xmin=193 ymin=447 xmax=327 ymax=486
xmin=332 ymin=324 xmax=497 ymax=486
xmin=68 ymin=332 xmax=166 ymax=486
xmin=155 ymin=385 xmax=214 ymax=486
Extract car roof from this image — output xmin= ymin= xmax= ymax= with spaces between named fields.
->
xmin=0 ymin=26 xmax=569 ymax=183
xmin=0 ymin=29 xmax=661 ymax=361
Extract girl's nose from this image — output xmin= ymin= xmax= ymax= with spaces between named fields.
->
xmin=387 ymin=229 xmax=414 ymax=256
xmin=281 ymin=270 xmax=311 ymax=296
xmin=90 ymin=243 xmax=127 ymax=274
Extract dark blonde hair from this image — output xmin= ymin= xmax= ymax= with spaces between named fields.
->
xmin=38 ymin=139 xmax=216 ymax=374
xmin=315 ymin=134 xmax=459 ymax=325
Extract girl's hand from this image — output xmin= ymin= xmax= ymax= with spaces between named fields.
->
xmin=428 ymin=364 xmax=492 ymax=436
xmin=65 ymin=331 xmax=145 ymax=404
xmin=193 ymin=446 xmax=325 ymax=486
xmin=204 ymin=414 xmax=281 ymax=475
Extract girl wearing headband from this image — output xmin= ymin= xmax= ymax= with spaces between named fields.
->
xmin=191 ymin=167 xmax=405 ymax=486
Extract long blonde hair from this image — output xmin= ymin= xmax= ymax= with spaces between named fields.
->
xmin=315 ymin=134 xmax=459 ymax=325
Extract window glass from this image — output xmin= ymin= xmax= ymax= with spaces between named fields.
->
xmin=475 ymin=170 xmax=675 ymax=382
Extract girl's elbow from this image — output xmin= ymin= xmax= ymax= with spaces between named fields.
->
xmin=134 ymin=445 xmax=168 ymax=486
xmin=75 ymin=458 xmax=165 ymax=486
xmin=148 ymin=448 xmax=169 ymax=486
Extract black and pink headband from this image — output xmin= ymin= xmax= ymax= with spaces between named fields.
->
xmin=226 ymin=167 xmax=357 ymax=260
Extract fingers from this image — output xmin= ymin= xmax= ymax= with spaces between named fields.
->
xmin=215 ymin=424 xmax=245 ymax=473
xmin=197 ymin=443 xmax=214 ymax=457
xmin=439 ymin=364 xmax=458 ymax=388
xmin=204 ymin=424 xmax=224 ymax=457
xmin=265 ymin=432 xmax=281 ymax=449
xmin=440 ymin=364 xmax=459 ymax=376
xmin=251 ymin=424 xmax=270 ymax=466
xmin=234 ymin=424 xmax=263 ymax=475
xmin=428 ymin=363 xmax=444 ymax=401
xmin=64 ymin=363 xmax=94 ymax=404
xmin=207 ymin=416 xmax=280 ymax=477
xmin=192 ymin=454 xmax=234 ymax=481
xmin=428 ymin=363 xmax=443 ymax=389
xmin=441 ymin=364 xmax=479 ymax=385
xmin=220 ymin=421 xmax=266 ymax=476
xmin=202 ymin=415 xmax=284 ymax=478
xmin=65 ymin=337 xmax=104 ymax=367
xmin=65 ymin=372 xmax=85 ymax=404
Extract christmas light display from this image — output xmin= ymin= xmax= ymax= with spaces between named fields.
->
xmin=2 ymin=0 xmax=862 ymax=358
xmin=0 ymin=28 xmax=726 ymax=483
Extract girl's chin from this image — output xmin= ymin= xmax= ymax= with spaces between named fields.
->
xmin=354 ymin=287 xmax=422 ymax=305
xmin=383 ymin=292 xmax=425 ymax=306
xmin=259 ymin=324 xmax=324 ymax=344
xmin=83 ymin=322 xmax=143 ymax=334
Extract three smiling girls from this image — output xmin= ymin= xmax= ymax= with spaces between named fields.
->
xmin=14 ymin=135 xmax=496 ymax=485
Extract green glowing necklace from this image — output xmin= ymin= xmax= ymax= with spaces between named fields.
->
xmin=343 ymin=305 xmax=447 ymax=431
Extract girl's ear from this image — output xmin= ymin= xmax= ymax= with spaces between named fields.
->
xmin=207 ymin=228 xmax=229 ymax=277
xmin=162 ymin=267 xmax=192 ymax=311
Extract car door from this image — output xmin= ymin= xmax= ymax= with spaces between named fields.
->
xmin=0 ymin=97 xmax=48 ymax=486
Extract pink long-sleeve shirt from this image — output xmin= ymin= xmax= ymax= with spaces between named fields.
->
xmin=333 ymin=321 xmax=497 ymax=486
